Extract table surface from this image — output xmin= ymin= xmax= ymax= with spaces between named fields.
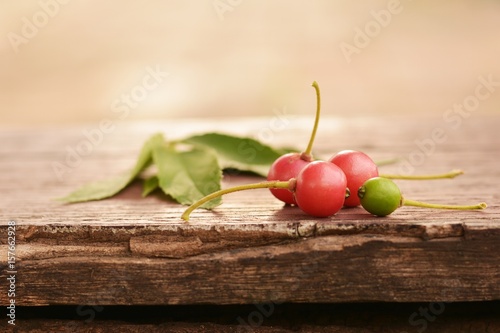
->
xmin=1 ymin=115 xmax=499 ymax=309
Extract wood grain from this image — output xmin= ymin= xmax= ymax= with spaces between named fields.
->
xmin=1 ymin=115 xmax=499 ymax=307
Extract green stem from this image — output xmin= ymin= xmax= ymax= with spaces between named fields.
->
xmin=375 ymin=158 xmax=401 ymax=167
xmin=402 ymin=199 xmax=487 ymax=210
xmin=380 ymin=169 xmax=464 ymax=180
xmin=181 ymin=180 xmax=293 ymax=221
xmin=302 ymin=81 xmax=321 ymax=161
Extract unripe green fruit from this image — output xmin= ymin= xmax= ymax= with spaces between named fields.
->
xmin=358 ymin=177 xmax=401 ymax=217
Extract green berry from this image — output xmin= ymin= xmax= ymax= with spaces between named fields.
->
xmin=357 ymin=177 xmax=401 ymax=217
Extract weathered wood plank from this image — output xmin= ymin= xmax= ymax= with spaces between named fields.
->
xmin=5 ymin=233 xmax=498 ymax=306
xmin=1 ymin=115 xmax=499 ymax=306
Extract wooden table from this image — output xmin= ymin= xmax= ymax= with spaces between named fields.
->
xmin=1 ymin=115 xmax=499 ymax=332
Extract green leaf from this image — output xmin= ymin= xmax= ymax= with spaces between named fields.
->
xmin=182 ymin=133 xmax=291 ymax=177
xmin=142 ymin=175 xmax=159 ymax=197
xmin=152 ymin=142 xmax=222 ymax=208
xmin=59 ymin=131 xmax=296 ymax=207
xmin=58 ymin=133 xmax=164 ymax=203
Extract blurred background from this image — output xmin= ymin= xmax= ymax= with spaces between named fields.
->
xmin=1 ymin=0 xmax=499 ymax=126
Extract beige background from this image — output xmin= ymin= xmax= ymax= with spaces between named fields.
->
xmin=1 ymin=0 xmax=499 ymax=126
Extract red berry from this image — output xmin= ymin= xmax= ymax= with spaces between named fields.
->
xmin=329 ymin=150 xmax=379 ymax=207
xmin=267 ymin=153 xmax=310 ymax=204
xmin=294 ymin=161 xmax=347 ymax=217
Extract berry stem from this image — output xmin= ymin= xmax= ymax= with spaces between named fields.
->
xmin=402 ymin=198 xmax=487 ymax=211
xmin=301 ymin=81 xmax=321 ymax=161
xmin=380 ymin=169 xmax=464 ymax=180
xmin=374 ymin=157 xmax=401 ymax=167
xmin=181 ymin=180 xmax=293 ymax=221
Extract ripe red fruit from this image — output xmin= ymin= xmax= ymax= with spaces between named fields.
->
xmin=294 ymin=161 xmax=347 ymax=217
xmin=329 ymin=150 xmax=379 ymax=207
xmin=267 ymin=81 xmax=321 ymax=205
xmin=267 ymin=153 xmax=310 ymax=205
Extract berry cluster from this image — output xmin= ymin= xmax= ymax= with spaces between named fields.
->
xmin=182 ymin=82 xmax=486 ymax=221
